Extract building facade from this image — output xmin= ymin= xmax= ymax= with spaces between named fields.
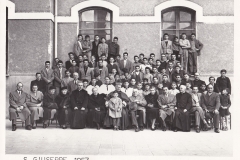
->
xmin=5 ymin=0 xmax=234 ymax=116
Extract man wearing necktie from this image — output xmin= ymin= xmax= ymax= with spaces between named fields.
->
xmin=158 ymin=86 xmax=176 ymax=131
xmin=9 ymin=82 xmax=32 ymax=131
xmin=79 ymin=59 xmax=94 ymax=83
xmin=53 ymin=60 xmax=66 ymax=95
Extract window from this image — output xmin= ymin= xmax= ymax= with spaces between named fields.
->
xmin=79 ymin=7 xmax=112 ymax=42
xmin=161 ymin=7 xmax=196 ymax=40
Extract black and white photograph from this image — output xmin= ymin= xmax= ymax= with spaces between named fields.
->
xmin=0 ymin=0 xmax=239 ymax=159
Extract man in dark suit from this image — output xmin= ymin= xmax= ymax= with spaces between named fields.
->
xmin=172 ymin=65 xmax=184 ymax=83
xmin=9 ymin=82 xmax=31 ymax=131
xmin=30 ymin=72 xmax=46 ymax=94
xmin=201 ymin=84 xmax=221 ymax=133
xmin=118 ymin=52 xmax=134 ymax=74
xmin=131 ymin=65 xmax=144 ymax=83
xmin=208 ymin=76 xmax=218 ymax=93
xmin=192 ymin=72 xmax=206 ymax=89
xmin=65 ymin=52 xmax=76 ymax=70
xmin=41 ymin=61 xmax=54 ymax=92
xmin=173 ymin=85 xmax=192 ymax=132
xmin=162 ymin=74 xmax=171 ymax=89
xmin=108 ymin=37 xmax=120 ymax=61
xmin=53 ymin=60 xmax=66 ymax=95
xmin=216 ymin=69 xmax=231 ymax=94
xmin=92 ymin=35 xmax=101 ymax=61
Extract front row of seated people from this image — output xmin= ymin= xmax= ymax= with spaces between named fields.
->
xmin=9 ymin=79 xmax=231 ymax=133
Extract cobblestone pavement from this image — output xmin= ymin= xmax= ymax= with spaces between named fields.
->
xmin=5 ymin=120 xmax=232 ymax=156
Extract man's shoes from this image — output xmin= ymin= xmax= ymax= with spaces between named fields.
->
xmin=12 ymin=124 xmax=17 ymax=131
xmin=26 ymin=125 xmax=32 ymax=130
xmin=196 ymin=127 xmax=200 ymax=133
xmin=43 ymin=124 xmax=47 ymax=129
xmin=204 ymin=123 xmax=211 ymax=130
xmin=162 ymin=126 xmax=167 ymax=131
xmin=140 ymin=126 xmax=144 ymax=131
xmin=173 ymin=129 xmax=178 ymax=132
xmin=32 ymin=125 xmax=36 ymax=129
xmin=97 ymin=124 xmax=100 ymax=130
xmin=151 ymin=126 xmax=156 ymax=131
xmin=135 ymin=126 xmax=140 ymax=132
xmin=214 ymin=128 xmax=220 ymax=133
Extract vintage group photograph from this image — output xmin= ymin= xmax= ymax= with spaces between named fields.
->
xmin=2 ymin=0 xmax=236 ymax=159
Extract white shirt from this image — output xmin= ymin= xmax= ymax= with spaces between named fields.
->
xmin=121 ymin=87 xmax=134 ymax=97
xmin=168 ymin=89 xmax=180 ymax=95
xmin=193 ymin=94 xmax=200 ymax=107
xmin=99 ymin=84 xmax=115 ymax=95
xmin=86 ymin=85 xmax=100 ymax=95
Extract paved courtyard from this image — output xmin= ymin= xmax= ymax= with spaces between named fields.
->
xmin=5 ymin=120 xmax=232 ymax=156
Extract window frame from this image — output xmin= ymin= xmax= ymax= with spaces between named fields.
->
xmin=78 ymin=7 xmax=113 ymax=41
xmin=161 ymin=7 xmax=196 ymax=40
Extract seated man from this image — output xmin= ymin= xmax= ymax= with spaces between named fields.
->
xmin=9 ymin=82 xmax=31 ymax=131
xmin=190 ymin=86 xmax=211 ymax=133
xmin=201 ymin=84 xmax=221 ymax=133
xmin=42 ymin=86 xmax=58 ymax=128
xmin=129 ymin=89 xmax=147 ymax=132
xmin=70 ymin=81 xmax=89 ymax=129
xmin=157 ymin=86 xmax=176 ymax=131
xmin=87 ymin=87 xmax=106 ymax=130
xmin=55 ymin=86 xmax=72 ymax=129
xmin=30 ymin=72 xmax=46 ymax=94
xmin=145 ymin=86 xmax=159 ymax=131
xmin=26 ymin=84 xmax=44 ymax=129
xmin=173 ymin=85 xmax=192 ymax=132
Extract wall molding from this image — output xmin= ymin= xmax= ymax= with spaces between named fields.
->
xmin=7 ymin=0 xmax=234 ymax=23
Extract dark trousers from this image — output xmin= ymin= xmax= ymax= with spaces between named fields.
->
xmin=129 ymin=110 xmax=144 ymax=127
xmin=205 ymin=111 xmax=220 ymax=129
xmin=173 ymin=109 xmax=190 ymax=131
xmin=188 ymin=52 xmax=197 ymax=74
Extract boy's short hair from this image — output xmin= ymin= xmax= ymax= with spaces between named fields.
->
xmin=209 ymin=76 xmax=215 ymax=81
xmin=85 ymin=35 xmax=90 ymax=38
xmin=143 ymin=57 xmax=147 ymax=60
xmin=134 ymin=55 xmax=139 ymax=59
xmin=135 ymin=65 xmax=140 ymax=68
xmin=150 ymin=53 xmax=155 ymax=56
xmin=113 ymin=37 xmax=118 ymax=40
xmin=83 ymin=59 xmax=89 ymax=63
xmin=162 ymin=74 xmax=168 ymax=78
xmin=45 ymin=61 xmax=50 ymax=64
xmin=82 ymin=79 xmax=89 ymax=83
xmin=68 ymin=52 xmax=74 ymax=56
xmin=163 ymin=33 xmax=169 ymax=37
xmin=123 ymin=52 xmax=128 ymax=56
xmin=139 ymin=53 xmax=144 ymax=56
xmin=65 ymin=70 xmax=70 ymax=74
xmin=58 ymin=60 xmax=63 ymax=64
xmin=191 ymin=33 xmax=196 ymax=36
xmin=78 ymin=34 xmax=82 ymax=38
xmin=220 ymin=69 xmax=227 ymax=73
xmin=145 ymin=67 xmax=151 ymax=71
xmin=161 ymin=54 xmax=166 ymax=57
xmin=35 ymin=72 xmax=41 ymax=76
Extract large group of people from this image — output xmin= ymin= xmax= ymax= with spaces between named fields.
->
xmin=9 ymin=34 xmax=232 ymax=134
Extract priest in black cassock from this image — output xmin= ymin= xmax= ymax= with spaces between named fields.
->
xmin=173 ymin=85 xmax=192 ymax=132
xmin=87 ymin=87 xmax=106 ymax=130
xmin=70 ymin=81 xmax=88 ymax=129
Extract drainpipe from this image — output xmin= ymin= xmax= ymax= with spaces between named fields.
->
xmin=54 ymin=0 xmax=57 ymax=58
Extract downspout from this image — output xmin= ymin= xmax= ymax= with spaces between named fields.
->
xmin=54 ymin=0 xmax=57 ymax=58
